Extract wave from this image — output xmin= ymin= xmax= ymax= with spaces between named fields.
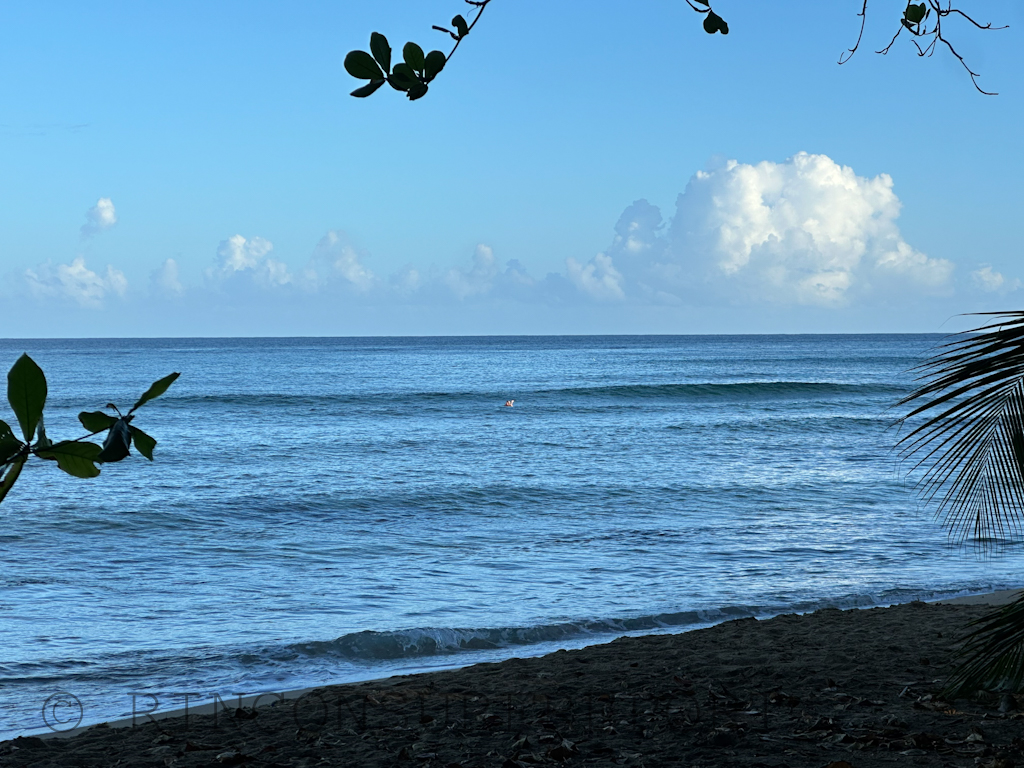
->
xmin=149 ymin=381 xmax=905 ymax=411
xmin=280 ymin=587 xmax=942 ymax=663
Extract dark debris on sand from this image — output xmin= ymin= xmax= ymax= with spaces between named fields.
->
xmin=3 ymin=602 xmax=1024 ymax=768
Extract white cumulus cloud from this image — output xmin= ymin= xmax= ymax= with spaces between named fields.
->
xmin=151 ymin=258 xmax=184 ymax=297
xmin=305 ymin=230 xmax=375 ymax=291
xmin=446 ymin=244 xmax=501 ymax=299
xmin=25 ymin=257 xmax=127 ymax=308
xmin=566 ymin=253 xmax=625 ymax=301
xmin=80 ymin=197 xmax=118 ymax=238
xmin=605 ymin=152 xmax=952 ymax=307
xmin=210 ymin=234 xmax=291 ymax=287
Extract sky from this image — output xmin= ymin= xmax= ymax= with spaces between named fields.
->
xmin=1 ymin=0 xmax=1022 ymax=337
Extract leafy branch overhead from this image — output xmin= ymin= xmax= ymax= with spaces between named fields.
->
xmin=345 ymin=1 xmax=1006 ymax=100
xmin=0 ymin=354 xmax=179 ymax=504
xmin=345 ymin=0 xmax=492 ymax=100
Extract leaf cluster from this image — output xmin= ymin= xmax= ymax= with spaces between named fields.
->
xmin=346 ymin=33 xmax=447 ymax=101
xmin=0 ymin=353 xmax=179 ymax=503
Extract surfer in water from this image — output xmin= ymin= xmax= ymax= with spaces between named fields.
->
xmin=504 ymin=400 xmax=514 ymax=407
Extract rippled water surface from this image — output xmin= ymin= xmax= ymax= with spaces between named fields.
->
xmin=2 ymin=335 xmax=1023 ymax=737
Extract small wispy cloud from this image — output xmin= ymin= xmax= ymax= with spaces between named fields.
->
xmin=972 ymin=265 xmax=1021 ymax=293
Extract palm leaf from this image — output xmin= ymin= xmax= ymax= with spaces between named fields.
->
xmin=944 ymin=593 xmax=1024 ymax=697
xmin=896 ymin=310 xmax=1024 ymax=696
xmin=896 ymin=311 xmax=1024 ymax=543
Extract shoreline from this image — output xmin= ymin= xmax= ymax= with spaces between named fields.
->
xmin=6 ymin=597 xmax=1024 ymax=767
xmin=8 ymin=588 xmax=1021 ymax=752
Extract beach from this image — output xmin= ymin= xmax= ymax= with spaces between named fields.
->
xmin=4 ymin=598 xmax=1023 ymax=768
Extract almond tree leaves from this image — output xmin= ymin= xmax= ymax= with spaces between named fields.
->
xmin=37 ymin=441 xmax=102 ymax=479
xmin=131 ymin=372 xmax=180 ymax=413
xmin=347 ymin=31 xmax=447 ymax=100
xmin=0 ymin=420 xmax=22 ymax=464
xmin=370 ymin=31 xmax=391 ymax=72
xmin=687 ymin=1 xmax=728 ymax=35
xmin=129 ymin=427 xmax=158 ymax=461
xmin=79 ymin=411 xmax=118 ymax=433
xmin=903 ymin=2 xmax=928 ymax=29
xmin=703 ymin=11 xmax=729 ymax=35
xmin=0 ymin=355 xmax=180 ymax=502
xmin=7 ymin=353 xmax=47 ymax=442
xmin=97 ymin=419 xmax=132 ymax=463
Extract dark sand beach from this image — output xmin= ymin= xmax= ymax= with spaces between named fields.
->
xmin=5 ymin=599 xmax=1024 ymax=767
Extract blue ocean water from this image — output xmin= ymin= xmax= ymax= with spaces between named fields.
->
xmin=2 ymin=334 xmax=1023 ymax=738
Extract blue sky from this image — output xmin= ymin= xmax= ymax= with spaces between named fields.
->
xmin=1 ymin=1 xmax=1021 ymax=336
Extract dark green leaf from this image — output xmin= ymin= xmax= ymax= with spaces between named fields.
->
xmin=905 ymin=3 xmax=927 ymax=24
xmin=7 ymin=353 xmax=47 ymax=442
xmin=98 ymin=418 xmax=132 ymax=463
xmin=0 ymin=456 xmax=25 ymax=502
xmin=407 ymin=82 xmax=429 ymax=101
xmin=344 ymin=50 xmax=384 ymax=80
xmin=0 ymin=419 xmax=22 ymax=463
xmin=129 ymin=426 xmax=157 ymax=461
xmin=351 ymin=79 xmax=386 ymax=98
xmin=79 ymin=410 xmax=118 ymax=433
xmin=424 ymin=50 xmax=446 ymax=81
xmin=369 ymin=32 xmax=391 ymax=73
xmin=38 ymin=441 xmax=102 ymax=479
xmin=389 ymin=63 xmax=418 ymax=91
xmin=403 ymin=42 xmax=425 ymax=73
xmin=692 ymin=0 xmax=709 ymax=4
xmin=452 ymin=14 xmax=469 ymax=38
xmin=703 ymin=10 xmax=728 ymax=34
xmin=131 ymin=372 xmax=180 ymax=412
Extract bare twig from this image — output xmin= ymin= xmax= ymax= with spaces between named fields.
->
xmin=838 ymin=0 xmax=870 ymax=64
xmin=842 ymin=0 xmax=1005 ymax=95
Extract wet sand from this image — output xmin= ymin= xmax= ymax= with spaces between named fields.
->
xmin=4 ymin=598 xmax=1024 ymax=767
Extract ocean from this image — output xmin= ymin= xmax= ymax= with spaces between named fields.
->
xmin=2 ymin=335 xmax=1023 ymax=739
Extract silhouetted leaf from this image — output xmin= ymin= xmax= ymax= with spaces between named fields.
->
xmin=79 ymin=411 xmax=118 ymax=433
xmin=351 ymin=79 xmax=386 ymax=98
xmin=424 ymin=50 xmax=446 ymax=81
xmin=7 ymin=354 xmax=47 ymax=442
xmin=403 ymin=42 xmax=425 ymax=73
xmin=129 ymin=426 xmax=157 ymax=461
xmin=0 ymin=456 xmax=26 ymax=502
xmin=452 ymin=14 xmax=469 ymax=38
xmin=131 ymin=372 xmax=180 ymax=412
xmin=703 ymin=10 xmax=729 ymax=34
xmin=0 ymin=419 xmax=22 ymax=463
xmin=389 ymin=63 xmax=418 ymax=91
xmin=98 ymin=418 xmax=132 ymax=463
xmin=344 ymin=50 xmax=384 ymax=80
xmin=905 ymin=3 xmax=927 ymax=24
xmin=38 ymin=441 xmax=102 ymax=478
xmin=370 ymin=32 xmax=391 ymax=73
xmin=408 ymin=82 xmax=429 ymax=101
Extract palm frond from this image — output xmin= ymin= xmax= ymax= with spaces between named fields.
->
xmin=944 ymin=593 xmax=1024 ymax=698
xmin=896 ymin=311 xmax=1024 ymax=543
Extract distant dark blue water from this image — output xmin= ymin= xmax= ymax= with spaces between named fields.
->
xmin=2 ymin=335 xmax=1023 ymax=738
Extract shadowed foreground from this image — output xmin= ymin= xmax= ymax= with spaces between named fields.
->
xmin=3 ymin=602 xmax=1023 ymax=768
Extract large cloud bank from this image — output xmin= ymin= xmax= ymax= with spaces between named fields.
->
xmin=22 ymin=156 xmax=999 ymax=323
xmin=583 ymin=152 xmax=953 ymax=307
